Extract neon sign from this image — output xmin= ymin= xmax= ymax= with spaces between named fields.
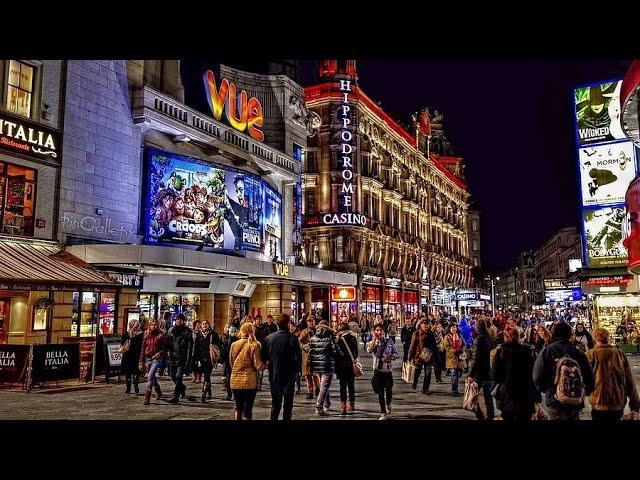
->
xmin=203 ymin=70 xmax=264 ymax=142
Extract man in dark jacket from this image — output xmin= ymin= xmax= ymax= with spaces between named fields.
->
xmin=265 ymin=314 xmax=278 ymax=335
xmin=262 ymin=313 xmax=302 ymax=421
xmin=400 ymin=318 xmax=416 ymax=363
xmin=309 ymin=320 xmax=338 ymax=416
xmin=166 ymin=314 xmax=194 ymax=404
xmin=532 ymin=322 xmax=595 ymax=420
xmin=467 ymin=319 xmax=494 ymax=420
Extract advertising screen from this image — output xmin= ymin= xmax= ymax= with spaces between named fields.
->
xmin=575 ymin=80 xmax=626 ymax=146
xmin=579 ymin=141 xmax=637 ymax=206
xmin=583 ymin=206 xmax=628 ymax=268
xmin=545 ymin=288 xmax=582 ymax=303
xmin=144 ymin=149 xmax=281 ymax=257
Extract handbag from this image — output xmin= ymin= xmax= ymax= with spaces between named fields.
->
xmin=463 ymin=380 xmax=479 ymax=412
xmin=117 ymin=339 xmax=130 ymax=354
xmin=402 ymin=361 xmax=416 ymax=383
xmin=340 ymin=335 xmax=363 ymax=377
xmin=419 ymin=347 xmax=432 ymax=364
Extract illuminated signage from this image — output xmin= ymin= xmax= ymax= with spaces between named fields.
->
xmin=586 ymin=275 xmax=633 ymax=286
xmin=331 ymin=286 xmax=356 ymax=302
xmin=203 ymin=70 xmax=264 ymax=142
xmin=0 ymin=112 xmax=61 ymax=160
xmin=579 ymin=142 xmax=636 ymax=207
xmin=273 ymin=263 xmax=290 ymax=277
xmin=545 ymin=288 xmax=582 ymax=303
xmin=456 ymin=292 xmax=479 ymax=301
xmin=338 ymin=79 xmax=355 ymax=210
xmin=322 ymin=213 xmax=367 ymax=226
xmin=575 ymin=80 xmax=626 ymax=146
xmin=568 ymin=259 xmax=582 ymax=272
xmin=386 ymin=278 xmax=402 ymax=288
xmin=625 ymin=177 xmax=640 ymax=274
xmin=583 ymin=206 xmax=628 ymax=268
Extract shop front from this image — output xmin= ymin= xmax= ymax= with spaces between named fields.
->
xmin=582 ymin=274 xmax=639 ymax=334
xmin=330 ymin=285 xmax=357 ymax=324
xmin=420 ymin=285 xmax=430 ymax=313
xmin=403 ymin=281 xmax=420 ymax=317
xmin=361 ymin=274 xmax=382 ymax=317
xmin=384 ymin=278 xmax=402 ymax=320
xmin=430 ymin=287 xmax=455 ymax=316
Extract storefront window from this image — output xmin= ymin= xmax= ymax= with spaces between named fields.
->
xmin=99 ymin=292 xmax=116 ymax=335
xmin=138 ymin=293 xmax=157 ymax=321
xmin=158 ymin=293 xmax=200 ymax=327
xmin=0 ymin=163 xmax=37 ymax=237
xmin=70 ymin=291 xmax=116 ymax=337
xmin=7 ymin=60 xmax=34 ymax=118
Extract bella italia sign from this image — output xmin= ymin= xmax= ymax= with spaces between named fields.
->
xmin=0 ymin=111 xmax=61 ymax=161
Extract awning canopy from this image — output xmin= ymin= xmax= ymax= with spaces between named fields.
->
xmin=0 ymin=240 xmax=120 ymax=287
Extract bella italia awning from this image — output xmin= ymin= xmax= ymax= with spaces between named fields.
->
xmin=0 ymin=239 xmax=120 ymax=288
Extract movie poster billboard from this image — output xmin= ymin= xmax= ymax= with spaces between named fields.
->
xmin=583 ymin=206 xmax=628 ymax=268
xmin=575 ymin=80 xmax=626 ymax=146
xmin=263 ymin=184 xmax=282 ymax=261
xmin=579 ymin=141 xmax=637 ymax=206
xmin=144 ymin=149 xmax=281 ymax=257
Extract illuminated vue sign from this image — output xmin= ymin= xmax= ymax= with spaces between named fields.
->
xmin=203 ymin=70 xmax=264 ymax=142
xmin=0 ymin=111 xmax=61 ymax=160
xmin=144 ymin=149 xmax=281 ymax=260
xmin=575 ymin=80 xmax=626 ymax=146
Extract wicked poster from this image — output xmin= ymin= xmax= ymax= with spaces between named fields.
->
xmin=575 ymin=80 xmax=626 ymax=146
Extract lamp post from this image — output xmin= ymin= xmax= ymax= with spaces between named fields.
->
xmin=488 ymin=276 xmax=500 ymax=317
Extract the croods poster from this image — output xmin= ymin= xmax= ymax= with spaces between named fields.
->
xmin=144 ymin=149 xmax=281 ymax=257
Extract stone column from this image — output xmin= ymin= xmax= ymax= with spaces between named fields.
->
xmin=303 ymin=286 xmax=312 ymax=316
xmin=198 ymin=293 xmax=215 ymax=326
xmin=213 ymin=294 xmax=231 ymax=334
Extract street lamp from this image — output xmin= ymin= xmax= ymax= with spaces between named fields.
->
xmin=487 ymin=276 xmax=500 ymax=317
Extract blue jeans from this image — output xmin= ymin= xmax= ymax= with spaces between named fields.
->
xmin=145 ymin=358 xmax=162 ymax=391
xmin=316 ymin=373 xmax=333 ymax=409
xmin=171 ymin=365 xmax=186 ymax=398
xmin=450 ymin=368 xmax=460 ymax=393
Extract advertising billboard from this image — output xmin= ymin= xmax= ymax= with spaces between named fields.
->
xmin=579 ymin=142 xmax=637 ymax=206
xmin=545 ymin=288 xmax=582 ymax=303
xmin=575 ymin=80 xmax=626 ymax=146
xmin=583 ymin=206 xmax=628 ymax=268
xmin=144 ymin=149 xmax=281 ymax=259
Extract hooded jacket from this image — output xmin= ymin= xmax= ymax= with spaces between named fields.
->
xmin=166 ymin=324 xmax=194 ymax=368
xmin=309 ymin=325 xmax=338 ymax=374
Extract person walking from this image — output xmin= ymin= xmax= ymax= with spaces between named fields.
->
xmin=157 ymin=312 xmax=171 ymax=377
xmin=166 ymin=314 xmax=194 ymax=404
xmin=400 ymin=317 xmax=416 ymax=363
xmin=254 ymin=315 xmax=269 ymax=390
xmin=367 ymin=322 xmax=400 ymax=420
xmin=138 ymin=319 xmax=167 ymax=405
xmin=466 ymin=319 xmax=494 ymax=421
xmin=265 ymin=314 xmax=278 ymax=335
xmin=191 ymin=320 xmax=202 ymax=384
xmin=299 ymin=315 xmax=319 ymax=400
xmin=229 ymin=322 xmax=264 ymax=420
xmin=408 ymin=320 xmax=437 ymax=395
xmin=389 ymin=319 xmax=398 ymax=344
xmin=574 ymin=322 xmax=594 ymax=353
xmin=586 ymin=328 xmax=640 ymax=421
xmin=308 ymin=320 xmax=338 ymax=416
xmin=433 ymin=322 xmax=446 ymax=383
xmin=491 ymin=324 xmax=537 ymax=421
xmin=533 ymin=322 xmax=595 ymax=421
xmin=121 ymin=317 xmax=144 ymax=395
xmin=444 ymin=323 xmax=464 ymax=396
xmin=261 ymin=313 xmax=302 ymax=420
xmin=220 ymin=324 xmax=238 ymax=401
xmin=335 ymin=322 xmax=359 ymax=414
xmin=195 ymin=320 xmax=221 ymax=403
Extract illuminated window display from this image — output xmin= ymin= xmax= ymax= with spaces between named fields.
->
xmin=361 ymin=285 xmax=381 ymax=316
xmin=594 ymin=295 xmax=640 ymax=335
xmin=70 ymin=290 xmax=118 ymax=337
xmin=0 ymin=162 xmax=37 ymax=237
xmin=158 ymin=293 xmax=200 ymax=326
xmin=7 ymin=60 xmax=34 ymax=118
xmin=330 ymin=286 xmax=357 ymax=323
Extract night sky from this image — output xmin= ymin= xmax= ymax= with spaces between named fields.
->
xmin=300 ymin=60 xmax=632 ymax=273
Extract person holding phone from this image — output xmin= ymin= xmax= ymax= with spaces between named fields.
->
xmin=367 ymin=322 xmax=399 ymax=420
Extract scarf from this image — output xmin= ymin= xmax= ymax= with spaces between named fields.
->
xmin=450 ymin=333 xmax=462 ymax=351
xmin=128 ymin=319 xmax=141 ymax=337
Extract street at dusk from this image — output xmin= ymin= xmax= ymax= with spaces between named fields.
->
xmin=2 ymin=57 xmax=640 ymax=424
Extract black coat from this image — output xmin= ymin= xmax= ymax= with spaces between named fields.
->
xmin=470 ymin=333 xmax=492 ymax=383
xmin=401 ymin=325 xmax=416 ymax=347
xmin=491 ymin=343 xmax=537 ymax=416
xmin=166 ymin=325 xmax=194 ymax=368
xmin=120 ymin=332 xmax=143 ymax=375
xmin=309 ymin=326 xmax=338 ymax=374
xmin=193 ymin=330 xmax=221 ymax=367
xmin=262 ymin=328 xmax=302 ymax=388
xmin=335 ymin=331 xmax=359 ymax=379
xmin=221 ymin=335 xmax=238 ymax=377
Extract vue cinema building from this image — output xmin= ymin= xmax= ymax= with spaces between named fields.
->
xmin=302 ymin=61 xmax=472 ymax=322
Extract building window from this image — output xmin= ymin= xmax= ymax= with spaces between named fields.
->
xmin=335 ymin=235 xmax=344 ymax=263
xmin=472 ymin=219 xmax=478 ymax=232
xmin=0 ymin=162 xmax=37 ymax=237
xmin=305 ymin=190 xmax=315 ymax=215
xmin=306 ymin=150 xmax=317 ymax=173
xmin=7 ymin=60 xmax=34 ymax=118
xmin=363 ymin=192 xmax=370 ymax=216
xmin=312 ymin=244 xmax=319 ymax=264
xmin=473 ymin=240 xmax=479 ymax=251
xmin=372 ymin=196 xmax=379 ymax=220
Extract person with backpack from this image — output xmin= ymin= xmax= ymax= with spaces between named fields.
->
xmin=491 ymin=324 xmax=537 ymax=421
xmin=587 ymin=328 xmax=640 ymax=421
xmin=532 ymin=322 xmax=595 ymax=421
xmin=308 ymin=320 xmax=339 ymax=416
xmin=367 ymin=322 xmax=400 ymax=420
xmin=466 ymin=319 xmax=495 ymax=421
xmin=408 ymin=319 xmax=437 ymax=395
xmin=261 ymin=313 xmax=302 ymax=420
xmin=335 ymin=322 xmax=359 ymax=414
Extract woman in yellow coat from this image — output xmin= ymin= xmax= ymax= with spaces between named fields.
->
xmin=230 ymin=322 xmax=264 ymax=420
xmin=443 ymin=323 xmax=465 ymax=397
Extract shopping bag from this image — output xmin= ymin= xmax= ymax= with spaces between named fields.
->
xmin=463 ymin=381 xmax=479 ymax=412
xmin=401 ymin=362 xmax=415 ymax=384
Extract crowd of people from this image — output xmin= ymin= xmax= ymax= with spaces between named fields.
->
xmin=117 ymin=308 xmax=640 ymax=421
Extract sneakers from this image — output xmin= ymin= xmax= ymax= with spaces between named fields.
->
xmin=305 ymin=392 xmax=314 ymax=400
xmin=316 ymin=408 xmax=328 ymax=416
xmin=379 ymin=413 xmax=388 ymax=420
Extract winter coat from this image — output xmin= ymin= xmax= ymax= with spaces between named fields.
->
xmin=193 ymin=330 xmax=221 ymax=368
xmin=366 ymin=337 xmax=399 ymax=372
xmin=444 ymin=333 xmax=464 ymax=369
xmin=459 ymin=318 xmax=473 ymax=346
xmin=139 ymin=329 xmax=167 ymax=363
xmin=308 ymin=326 xmax=338 ymax=374
xmin=587 ymin=345 xmax=640 ymax=412
xmin=335 ymin=330 xmax=359 ymax=379
xmin=261 ymin=328 xmax=302 ymax=388
xmin=120 ymin=331 xmax=143 ymax=375
xmin=532 ymin=339 xmax=595 ymax=408
xmin=491 ymin=343 xmax=537 ymax=417
xmin=469 ymin=332 xmax=492 ymax=383
xmin=299 ymin=326 xmax=315 ymax=376
xmin=221 ymin=335 xmax=238 ymax=378
xmin=166 ymin=325 xmax=194 ymax=368
xmin=229 ymin=338 xmax=263 ymax=390
xmin=401 ymin=325 xmax=416 ymax=347
xmin=408 ymin=329 xmax=437 ymax=364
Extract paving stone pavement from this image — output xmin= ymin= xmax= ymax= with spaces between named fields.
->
xmin=2 ymin=344 xmax=640 ymax=420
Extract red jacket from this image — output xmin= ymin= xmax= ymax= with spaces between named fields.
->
xmin=139 ymin=329 xmax=167 ymax=362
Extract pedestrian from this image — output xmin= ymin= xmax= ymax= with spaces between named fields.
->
xmin=389 ymin=319 xmax=398 ymax=344
xmin=166 ymin=313 xmax=194 ymax=404
xmin=335 ymin=322 xmax=359 ymax=414
xmin=573 ymin=322 xmax=594 ymax=353
xmin=466 ymin=319 xmax=494 ymax=421
xmin=196 ymin=320 xmax=221 ymax=403
xmin=408 ymin=319 xmax=437 ymax=394
xmin=433 ymin=322 xmax=446 ymax=383
xmin=367 ymin=322 xmax=400 ymax=420
xmin=400 ymin=317 xmax=416 ymax=363
xmin=138 ymin=319 xmax=167 ymax=405
xmin=191 ymin=320 xmax=202 ymax=384
xmin=290 ymin=322 xmax=303 ymax=394
xmin=309 ymin=320 xmax=338 ymax=416
xmin=534 ymin=325 xmax=551 ymax=355
xmin=265 ymin=314 xmax=278 ymax=335
xmin=491 ymin=324 xmax=537 ymax=421
xmin=229 ymin=322 xmax=264 ymax=420
xmin=121 ymin=317 xmax=144 ymax=395
xmin=444 ymin=323 xmax=465 ymax=396
xmin=157 ymin=312 xmax=171 ymax=377
xmin=299 ymin=315 xmax=319 ymax=399
xmin=459 ymin=316 xmax=473 ymax=373
xmin=532 ymin=322 xmax=595 ymax=421
xmin=586 ymin=328 xmax=640 ymax=421
xmin=220 ymin=324 xmax=238 ymax=401
xmin=261 ymin=313 xmax=302 ymax=421
xmin=254 ymin=315 xmax=269 ymax=390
